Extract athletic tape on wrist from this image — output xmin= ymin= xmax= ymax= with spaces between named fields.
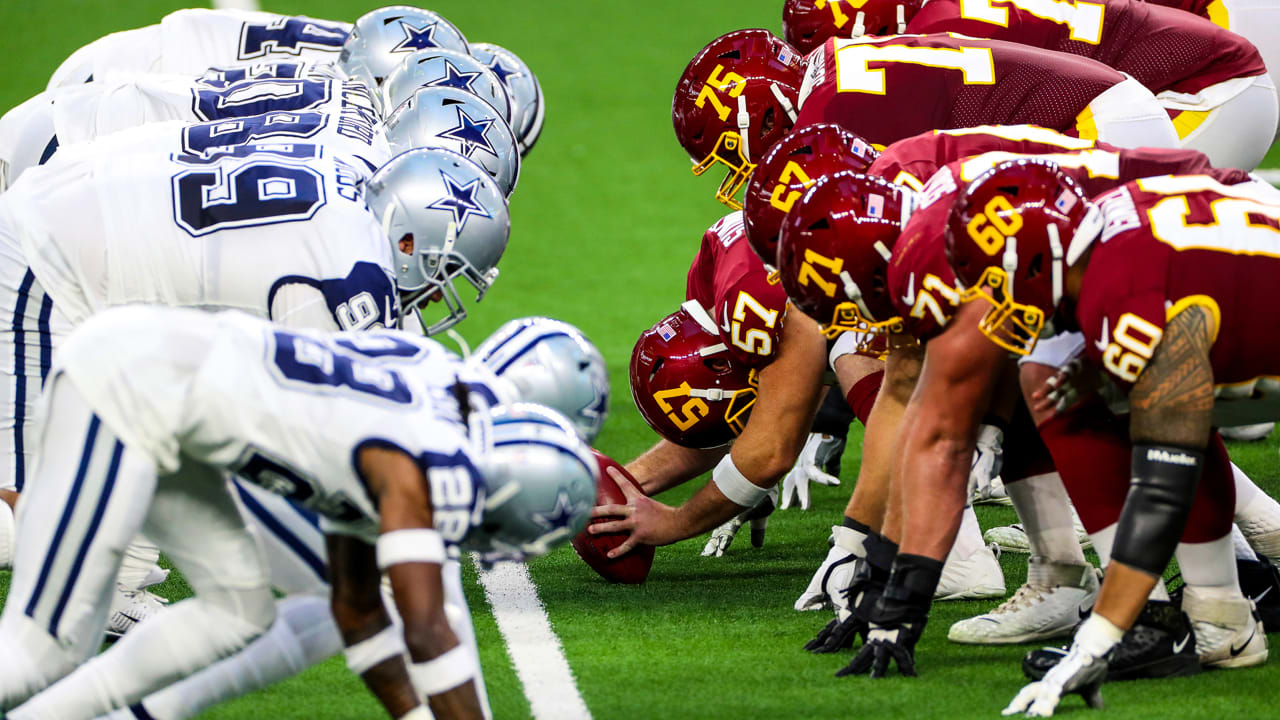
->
xmin=377 ymin=529 xmax=446 ymax=571
xmin=345 ymin=624 xmax=406 ymax=675
xmin=711 ymin=454 xmax=769 ymax=508
xmin=396 ymin=706 xmax=433 ymax=720
xmin=1074 ymin=614 xmax=1124 ymax=658
xmin=409 ymin=644 xmax=478 ymax=697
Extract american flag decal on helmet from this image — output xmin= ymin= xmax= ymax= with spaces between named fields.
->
xmin=867 ymin=194 xmax=884 ymax=218
xmin=658 ymin=322 xmax=677 ymax=342
xmin=1054 ymin=190 xmax=1078 ymax=214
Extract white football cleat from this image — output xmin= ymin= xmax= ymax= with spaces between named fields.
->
xmin=0 ymin=498 xmax=14 ymax=570
xmin=948 ymin=558 xmax=1098 ymax=644
xmin=985 ymin=516 xmax=1093 ymax=554
xmin=1220 ymin=423 xmax=1274 ymax=442
xmin=973 ymin=475 xmax=1013 ymax=506
xmin=1182 ymin=588 xmax=1268 ymax=668
xmin=935 ymin=542 xmax=1006 ymax=601
xmin=106 ymin=583 xmax=169 ymax=638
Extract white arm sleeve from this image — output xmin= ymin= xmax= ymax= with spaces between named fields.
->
xmin=270 ymin=282 xmax=339 ymax=332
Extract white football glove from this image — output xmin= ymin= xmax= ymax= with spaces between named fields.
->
xmin=968 ymin=424 xmax=1004 ymax=503
xmin=701 ymin=485 xmax=778 ymax=557
xmin=794 ymin=526 xmax=863 ymax=611
xmin=780 ymin=433 xmax=842 ymax=511
xmin=1003 ymin=618 xmax=1117 ymax=718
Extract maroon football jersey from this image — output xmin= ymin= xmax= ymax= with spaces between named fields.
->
xmin=1143 ymin=0 xmax=1222 ymax=25
xmin=870 ymin=125 xmax=1104 ymax=188
xmin=887 ymin=145 xmax=1249 ymax=342
xmin=906 ymin=0 xmax=1264 ymax=95
xmin=795 ymin=34 xmax=1125 ymax=146
xmin=1076 ymin=177 xmax=1280 ymax=400
xmin=685 ymin=211 xmax=790 ymax=369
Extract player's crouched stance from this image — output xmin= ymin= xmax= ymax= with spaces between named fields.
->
xmin=0 ymin=306 xmax=597 ymax=720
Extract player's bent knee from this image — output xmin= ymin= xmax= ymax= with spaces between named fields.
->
xmin=1111 ymin=444 xmax=1204 ymax=576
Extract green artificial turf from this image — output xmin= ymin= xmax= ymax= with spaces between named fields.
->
xmin=1 ymin=1 xmax=1279 ymax=718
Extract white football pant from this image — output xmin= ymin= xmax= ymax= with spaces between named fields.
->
xmin=1161 ymin=74 xmax=1279 ymax=170
xmin=1084 ymin=76 xmax=1181 ymax=150
xmin=0 ymin=376 xmax=276 ymax=720
xmin=1222 ymin=0 xmax=1280 ymax=126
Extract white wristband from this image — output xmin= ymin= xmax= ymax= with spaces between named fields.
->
xmin=1075 ymin=613 xmax=1124 ymax=658
xmin=344 ymin=624 xmax=406 ymax=675
xmin=712 ymin=454 xmax=769 ymax=508
xmin=377 ymin=529 xmax=446 ymax=571
xmin=397 ymin=706 xmax=432 ymax=720
xmin=409 ymin=644 xmax=478 ymax=696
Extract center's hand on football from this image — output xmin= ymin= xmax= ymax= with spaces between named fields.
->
xmin=588 ymin=467 xmax=679 ymax=558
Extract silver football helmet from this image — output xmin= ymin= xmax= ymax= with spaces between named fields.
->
xmin=381 ymin=49 xmax=512 ymax=124
xmin=462 ymin=403 xmax=599 ymax=561
xmin=471 ymin=317 xmax=610 ymax=443
xmin=468 ymin=43 xmax=545 ymax=157
xmin=384 ymin=87 xmax=521 ymax=197
xmin=338 ymin=7 xmax=470 ymax=93
xmin=365 ymin=147 xmax=510 ymax=335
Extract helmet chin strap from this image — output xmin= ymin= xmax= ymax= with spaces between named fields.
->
xmin=1047 ymin=223 xmax=1065 ymax=307
xmin=853 ymin=11 xmax=866 ymax=37
xmin=1066 ymin=201 xmax=1104 ymax=266
xmin=1002 ymin=235 xmax=1019 ymax=299
xmin=896 ymin=5 xmax=908 ymax=33
xmin=681 ymin=299 xmax=721 ymax=335
xmin=840 ymin=270 xmax=880 ymax=322
xmin=769 ymin=83 xmax=798 ymax=123
xmin=736 ymin=95 xmax=752 ymax=162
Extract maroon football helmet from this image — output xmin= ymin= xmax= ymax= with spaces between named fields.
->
xmin=672 ymin=29 xmax=806 ymax=210
xmin=630 ymin=302 xmax=759 ymax=448
xmin=743 ymin=123 xmax=879 ymax=275
xmin=777 ymin=171 xmax=910 ymax=346
xmin=945 ymin=158 xmax=1102 ymax=355
xmin=782 ymin=0 xmax=923 ymax=53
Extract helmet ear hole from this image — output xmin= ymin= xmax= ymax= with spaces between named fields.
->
xmin=705 ymin=357 xmax=731 ymax=373
xmin=718 ymin=49 xmax=742 ymax=60
xmin=807 ymin=218 xmax=830 ymax=231
xmin=761 ymin=107 xmax=776 ymax=135
xmin=398 ymin=233 xmax=415 ymax=254
xmin=1027 ymin=253 xmax=1044 ymax=280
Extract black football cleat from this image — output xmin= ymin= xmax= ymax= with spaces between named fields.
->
xmin=1023 ymin=601 xmax=1202 ymax=682
xmin=1235 ymin=556 xmax=1280 ymax=633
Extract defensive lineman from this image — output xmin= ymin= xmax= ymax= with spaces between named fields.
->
xmin=0 ymin=305 xmax=598 ymax=720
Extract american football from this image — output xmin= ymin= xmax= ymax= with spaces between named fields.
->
xmin=571 ymin=450 xmax=656 ymax=584
xmin=1 ymin=1 xmax=1279 ymax=719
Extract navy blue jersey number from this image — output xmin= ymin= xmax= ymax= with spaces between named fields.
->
xmin=272 ymin=331 xmax=415 ymax=404
xmin=236 ymin=451 xmax=365 ymax=523
xmin=193 ymin=78 xmax=330 ymax=121
xmin=239 ymin=18 xmax=349 ymax=60
xmin=181 ymin=112 xmax=327 ymax=154
xmin=173 ymin=161 xmax=325 ymax=236
xmin=196 ymin=63 xmax=304 ymax=89
xmin=173 ymin=143 xmax=321 ymax=166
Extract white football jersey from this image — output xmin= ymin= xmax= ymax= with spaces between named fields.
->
xmin=49 ymin=9 xmax=351 ymax=89
xmin=0 ymin=68 xmax=387 ymax=188
xmin=54 ymin=306 xmax=500 ymax=544
xmin=0 ymin=138 xmax=397 ymax=332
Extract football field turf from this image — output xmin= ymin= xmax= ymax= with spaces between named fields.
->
xmin=2 ymin=1 xmax=1280 ymax=718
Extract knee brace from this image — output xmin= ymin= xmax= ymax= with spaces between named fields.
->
xmin=1111 ymin=444 xmax=1204 ymax=576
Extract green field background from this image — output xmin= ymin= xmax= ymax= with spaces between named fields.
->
xmin=1 ymin=2 xmax=1278 ymax=718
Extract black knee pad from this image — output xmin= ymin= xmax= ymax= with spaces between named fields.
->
xmin=1111 ymin=444 xmax=1204 ymax=576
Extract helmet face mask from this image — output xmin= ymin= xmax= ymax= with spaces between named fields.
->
xmin=945 ymin=159 xmax=1099 ymax=356
xmin=672 ymin=30 xmax=805 ymax=209
xmin=776 ymin=171 xmax=910 ymax=352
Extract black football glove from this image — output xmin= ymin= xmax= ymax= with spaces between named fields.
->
xmin=805 ymin=532 xmax=897 ymax=654
xmin=835 ymin=553 xmax=941 ymax=679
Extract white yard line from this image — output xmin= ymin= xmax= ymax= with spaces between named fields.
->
xmin=473 ymin=558 xmax=592 ymax=720
xmin=211 ymin=0 xmax=261 ymax=10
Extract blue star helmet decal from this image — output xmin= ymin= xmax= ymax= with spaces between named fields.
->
xmin=438 ymin=106 xmax=498 ymax=159
xmin=391 ymin=20 xmax=441 ymax=53
xmin=427 ymin=60 xmax=482 ymax=93
xmin=486 ymin=56 xmax=520 ymax=88
xmin=426 ymin=169 xmax=492 ymax=231
xmin=533 ymin=492 xmax=585 ymax=532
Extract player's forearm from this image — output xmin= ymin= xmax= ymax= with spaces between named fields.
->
xmin=671 ymin=480 xmax=754 ymax=542
xmin=625 ymin=439 xmax=725 ymax=495
xmin=894 ymin=414 xmax=971 ymax=561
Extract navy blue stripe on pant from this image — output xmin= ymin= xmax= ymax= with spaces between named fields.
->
xmin=232 ymin=481 xmax=328 ymax=583
xmin=11 ymin=269 xmax=35 ymax=491
xmin=37 ymin=292 xmax=53 ymax=387
xmin=48 ymin=438 xmax=125 ymax=636
xmin=25 ymin=414 xmax=100 ymax=621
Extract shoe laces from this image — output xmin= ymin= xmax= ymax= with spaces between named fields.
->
xmin=989 ymin=583 xmax=1051 ymax=615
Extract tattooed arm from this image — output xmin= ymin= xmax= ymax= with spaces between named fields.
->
xmin=1128 ymin=303 xmax=1217 ymax=449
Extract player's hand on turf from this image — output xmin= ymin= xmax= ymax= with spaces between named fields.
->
xmin=968 ymin=423 xmax=1003 ymax=501
xmin=836 ymin=616 xmax=926 ymax=678
xmin=702 ymin=485 xmax=777 ymax=556
xmin=589 ymin=466 xmax=679 ymax=557
xmin=805 ymin=557 xmax=880 ymax=653
xmin=780 ymin=433 xmax=841 ymax=511
xmin=1003 ymin=642 xmax=1107 ymax=717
